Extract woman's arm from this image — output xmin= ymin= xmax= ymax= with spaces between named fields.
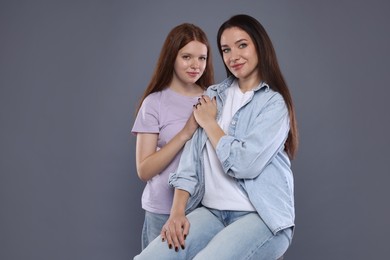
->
xmin=136 ymin=114 xmax=198 ymax=181
xmin=160 ymin=189 xmax=190 ymax=251
xmin=194 ymin=93 xmax=289 ymax=180
xmin=217 ymin=99 xmax=290 ymax=179
xmin=193 ymin=95 xmax=224 ymax=149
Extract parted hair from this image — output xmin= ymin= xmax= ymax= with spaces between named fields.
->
xmin=217 ymin=14 xmax=298 ymax=159
xmin=136 ymin=23 xmax=214 ymax=114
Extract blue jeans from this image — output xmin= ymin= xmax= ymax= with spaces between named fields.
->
xmin=141 ymin=211 xmax=169 ymax=250
xmin=135 ymin=207 xmax=293 ymax=260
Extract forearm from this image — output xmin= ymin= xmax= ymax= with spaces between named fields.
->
xmin=202 ymin=120 xmax=225 ymax=149
xmin=193 ymin=95 xmax=223 ymax=148
xmin=137 ymin=131 xmax=191 ymax=181
xmin=161 ymin=188 xmax=190 ymax=249
xmin=170 ymin=189 xmax=190 ymax=216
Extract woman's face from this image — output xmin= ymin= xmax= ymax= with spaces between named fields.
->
xmin=220 ymin=27 xmax=259 ymax=82
xmin=172 ymin=40 xmax=208 ymax=86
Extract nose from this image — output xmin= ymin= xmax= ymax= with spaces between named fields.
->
xmin=229 ymin=50 xmax=239 ymax=63
xmin=230 ymin=56 xmax=238 ymax=62
xmin=191 ymin=59 xmax=200 ymax=69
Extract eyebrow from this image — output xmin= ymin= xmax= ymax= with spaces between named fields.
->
xmin=235 ymin=38 xmax=248 ymax=44
xmin=180 ymin=52 xmax=208 ymax=57
xmin=221 ymin=38 xmax=248 ymax=48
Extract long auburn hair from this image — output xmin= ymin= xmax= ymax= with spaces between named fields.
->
xmin=217 ymin=14 xmax=298 ymax=159
xmin=136 ymin=23 xmax=214 ymax=114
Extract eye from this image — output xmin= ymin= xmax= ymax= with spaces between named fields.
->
xmin=238 ymin=43 xmax=247 ymax=49
xmin=199 ymin=56 xmax=207 ymax=61
xmin=221 ymin=48 xmax=230 ymax=53
xmin=182 ymin=55 xmax=190 ymax=60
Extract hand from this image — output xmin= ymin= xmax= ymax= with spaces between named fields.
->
xmin=160 ymin=213 xmax=190 ymax=251
xmin=193 ymin=95 xmax=217 ymax=128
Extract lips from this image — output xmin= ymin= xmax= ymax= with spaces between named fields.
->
xmin=231 ymin=63 xmax=244 ymax=71
xmin=187 ymin=72 xmax=199 ymax=77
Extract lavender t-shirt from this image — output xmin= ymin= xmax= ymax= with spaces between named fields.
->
xmin=132 ymin=88 xmax=200 ymax=214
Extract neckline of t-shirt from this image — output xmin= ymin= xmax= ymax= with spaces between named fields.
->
xmin=166 ymin=87 xmax=203 ymax=100
xmin=232 ymin=81 xmax=254 ymax=98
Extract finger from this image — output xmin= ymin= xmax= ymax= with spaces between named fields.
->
xmin=165 ymin=227 xmax=174 ymax=250
xmin=160 ymin=227 xmax=166 ymax=242
xmin=198 ymin=95 xmax=209 ymax=104
xmin=170 ymin=222 xmax=182 ymax=252
xmin=202 ymin=95 xmax=211 ymax=103
xmin=175 ymin=222 xmax=185 ymax=250
xmin=180 ymin=220 xmax=190 ymax=248
xmin=212 ymin=96 xmax=217 ymax=105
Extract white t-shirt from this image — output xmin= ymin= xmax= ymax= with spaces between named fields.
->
xmin=202 ymin=81 xmax=256 ymax=211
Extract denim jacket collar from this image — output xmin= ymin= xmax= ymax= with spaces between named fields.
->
xmin=209 ymin=76 xmax=270 ymax=95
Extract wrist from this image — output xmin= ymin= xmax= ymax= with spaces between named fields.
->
xmin=171 ymin=189 xmax=190 ymax=215
xmin=203 ymin=120 xmax=218 ymax=133
xmin=170 ymin=206 xmax=185 ymax=216
xmin=178 ymin=129 xmax=191 ymax=142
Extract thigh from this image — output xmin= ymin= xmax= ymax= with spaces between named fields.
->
xmin=135 ymin=207 xmax=224 ymax=260
xmin=184 ymin=207 xmax=225 ymax=258
xmin=142 ymin=211 xmax=169 ymax=249
xmin=194 ymin=212 xmax=292 ymax=260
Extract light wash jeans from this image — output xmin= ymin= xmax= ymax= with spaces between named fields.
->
xmin=141 ymin=211 xmax=169 ymax=250
xmin=135 ymin=207 xmax=292 ymax=260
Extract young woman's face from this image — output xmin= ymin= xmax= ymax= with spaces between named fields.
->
xmin=220 ymin=27 xmax=259 ymax=81
xmin=173 ymin=40 xmax=208 ymax=86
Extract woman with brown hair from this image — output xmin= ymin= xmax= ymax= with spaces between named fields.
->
xmin=135 ymin=14 xmax=297 ymax=259
xmin=131 ymin=23 xmax=214 ymax=250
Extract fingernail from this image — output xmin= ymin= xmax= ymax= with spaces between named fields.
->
xmin=169 ymin=244 xmax=172 ymax=249
xmin=162 ymin=238 xmax=165 ymax=242
xmin=184 ymin=234 xmax=187 ymax=240
xmin=175 ymin=247 xmax=178 ymax=252
xmin=181 ymin=245 xmax=185 ymax=250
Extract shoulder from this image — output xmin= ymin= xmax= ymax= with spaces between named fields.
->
xmin=255 ymin=84 xmax=285 ymax=103
xmin=266 ymin=89 xmax=285 ymax=103
xmin=250 ymin=87 xmax=288 ymax=116
xmin=138 ymin=91 xmax=165 ymax=115
xmin=144 ymin=90 xmax=163 ymax=102
xmin=206 ymin=76 xmax=235 ymax=95
xmin=142 ymin=90 xmax=165 ymax=107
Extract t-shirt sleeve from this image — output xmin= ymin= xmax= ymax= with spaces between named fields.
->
xmin=131 ymin=94 xmax=160 ymax=135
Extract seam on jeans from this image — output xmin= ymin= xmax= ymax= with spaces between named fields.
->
xmin=244 ymin=232 xmax=274 ymax=260
xmin=244 ymin=227 xmax=292 ymax=259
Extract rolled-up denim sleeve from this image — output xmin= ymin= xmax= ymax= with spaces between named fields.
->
xmin=168 ymin=129 xmax=201 ymax=195
xmin=216 ymin=97 xmax=290 ymax=179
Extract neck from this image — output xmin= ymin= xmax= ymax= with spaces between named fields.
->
xmin=169 ymin=80 xmax=203 ymax=97
xmin=238 ymin=76 xmax=261 ymax=93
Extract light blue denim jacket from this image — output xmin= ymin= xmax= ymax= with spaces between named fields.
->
xmin=169 ymin=76 xmax=295 ymax=234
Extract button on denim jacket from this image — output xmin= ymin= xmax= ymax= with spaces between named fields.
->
xmin=169 ymin=76 xmax=295 ymax=234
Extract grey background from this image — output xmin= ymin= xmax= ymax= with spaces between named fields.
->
xmin=1 ymin=0 xmax=389 ymax=259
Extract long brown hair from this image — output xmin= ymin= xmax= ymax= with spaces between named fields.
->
xmin=136 ymin=23 xmax=214 ymax=114
xmin=217 ymin=14 xmax=298 ymax=159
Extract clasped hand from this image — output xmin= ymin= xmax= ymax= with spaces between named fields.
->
xmin=193 ymin=95 xmax=217 ymax=128
xmin=160 ymin=213 xmax=190 ymax=252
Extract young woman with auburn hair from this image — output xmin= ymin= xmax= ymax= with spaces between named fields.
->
xmin=135 ymin=14 xmax=297 ymax=259
xmin=132 ymin=23 xmax=214 ymax=250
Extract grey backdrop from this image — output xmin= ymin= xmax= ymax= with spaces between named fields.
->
xmin=1 ymin=0 xmax=389 ymax=259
